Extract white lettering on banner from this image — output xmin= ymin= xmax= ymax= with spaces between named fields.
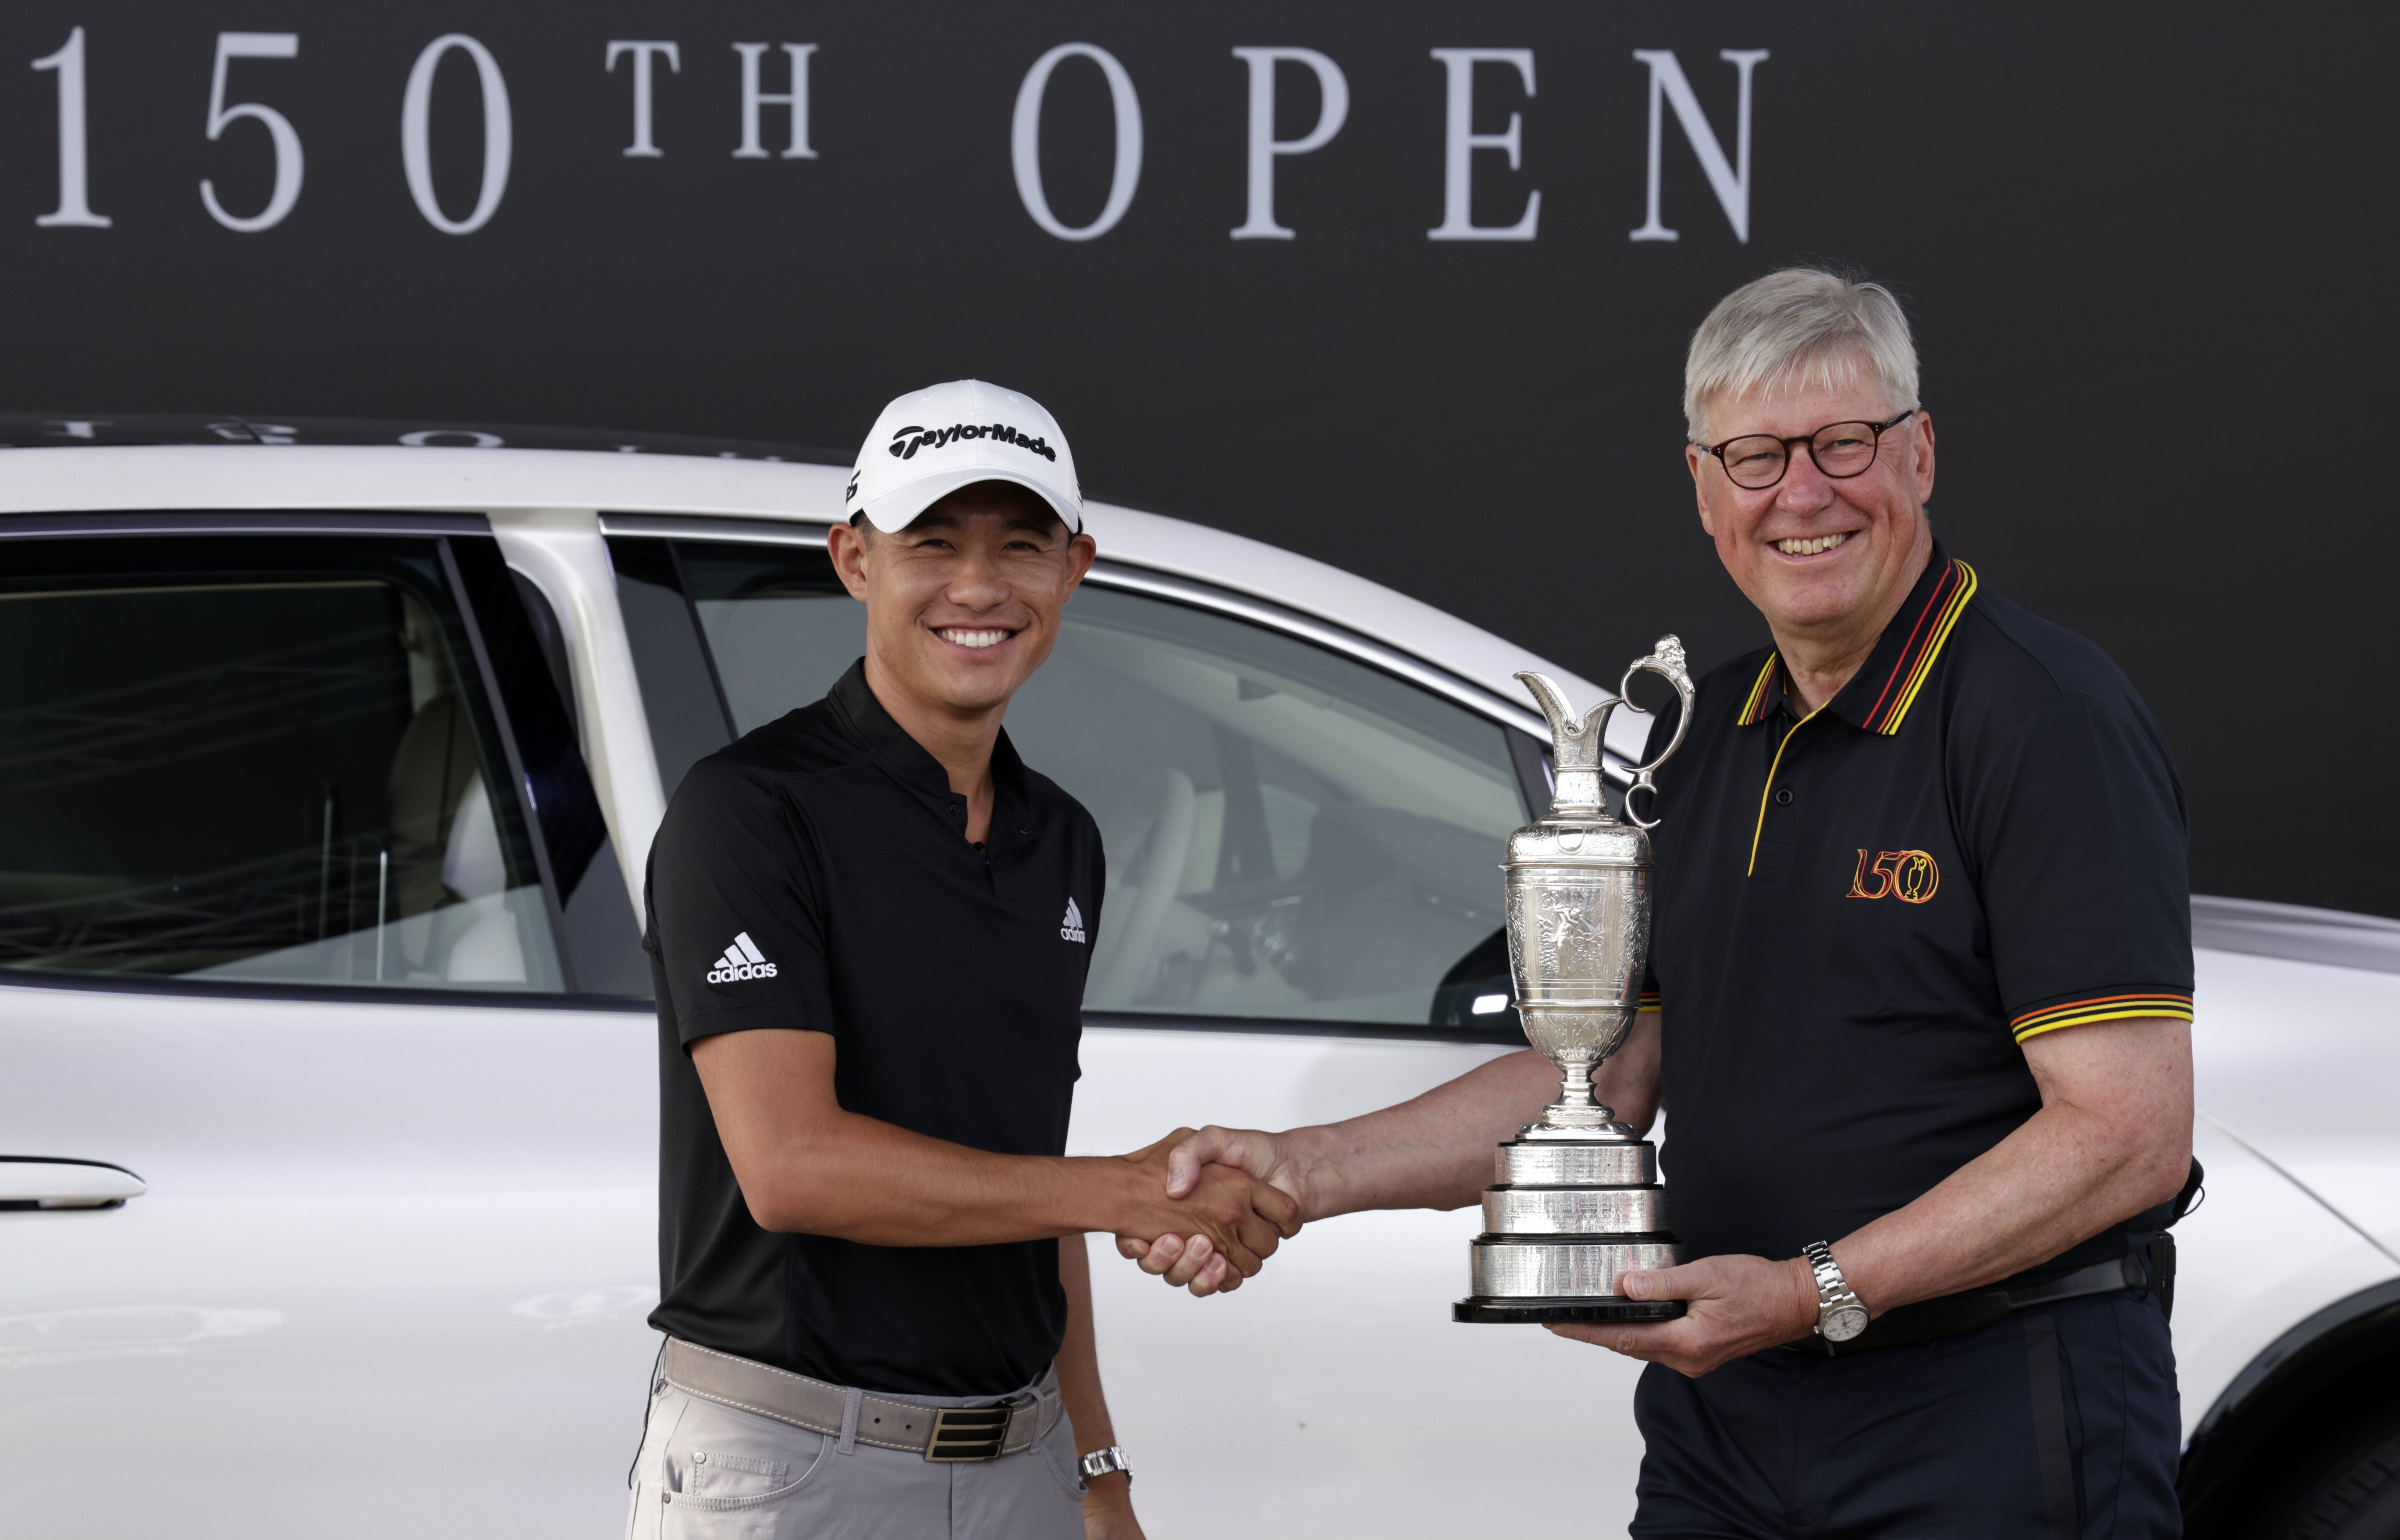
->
xmin=1229 ymin=47 xmax=1349 ymax=240
xmin=402 ymin=34 xmax=512 ymax=236
xmin=32 ymin=27 xmax=110 ymax=228
xmin=606 ymin=41 xmax=679 ymax=158
xmin=1629 ymin=49 xmax=1768 ymax=244
xmin=199 ymin=33 xmax=303 ymax=234
xmin=9 ymin=34 xmax=1772 ymax=254
xmin=1427 ymin=48 xmax=1539 ymax=242
xmin=1012 ymin=43 xmax=1143 ymax=242
xmin=733 ymin=43 xmax=816 ymax=159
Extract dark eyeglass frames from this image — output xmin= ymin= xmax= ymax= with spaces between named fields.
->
xmin=1698 ymin=409 xmax=1919 ymax=491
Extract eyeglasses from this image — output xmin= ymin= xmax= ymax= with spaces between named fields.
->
xmin=1698 ymin=409 xmax=1919 ymax=491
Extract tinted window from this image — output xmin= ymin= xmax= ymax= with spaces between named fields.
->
xmin=606 ymin=537 xmax=735 ymax=800
xmin=0 ymin=537 xmax=565 ymax=991
xmin=669 ymin=542 xmax=1527 ymax=1028
xmin=673 ymin=542 xmax=857 ymax=733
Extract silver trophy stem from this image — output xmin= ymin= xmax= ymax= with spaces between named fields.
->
xmin=1525 ymin=1056 xmax=1635 ymax=1141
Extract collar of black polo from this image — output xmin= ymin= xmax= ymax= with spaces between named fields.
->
xmin=827 ymin=657 xmax=1032 ymax=818
xmin=1735 ymin=541 xmax=1980 ymax=737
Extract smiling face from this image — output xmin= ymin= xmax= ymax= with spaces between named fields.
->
xmin=826 ymin=480 xmax=1096 ymax=726
xmin=1685 ymin=361 xmax=1937 ymax=643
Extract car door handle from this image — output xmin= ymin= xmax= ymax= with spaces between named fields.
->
xmin=0 ymin=1157 xmax=147 ymax=1210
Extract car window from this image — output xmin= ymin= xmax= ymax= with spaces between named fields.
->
xmin=665 ymin=541 xmax=1528 ymax=1029
xmin=672 ymin=542 xmax=859 ymax=733
xmin=0 ymin=536 xmax=567 ymax=992
xmin=606 ymin=537 xmax=735 ymax=799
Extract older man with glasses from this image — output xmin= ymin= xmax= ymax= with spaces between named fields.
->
xmin=1131 ymin=269 xmax=2198 ymax=1538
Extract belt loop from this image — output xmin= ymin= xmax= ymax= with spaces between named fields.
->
xmin=837 ymin=1386 xmax=864 ymax=1456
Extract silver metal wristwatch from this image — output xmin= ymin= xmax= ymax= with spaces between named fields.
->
xmin=1078 ymin=1445 xmax=1132 ymax=1483
xmin=1803 ymin=1240 xmax=1869 ymax=1343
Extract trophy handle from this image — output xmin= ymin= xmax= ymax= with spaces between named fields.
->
xmin=1614 ymin=636 xmax=1695 ymax=830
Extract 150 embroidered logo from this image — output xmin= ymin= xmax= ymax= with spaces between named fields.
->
xmin=1847 ymin=848 xmax=1940 ymax=904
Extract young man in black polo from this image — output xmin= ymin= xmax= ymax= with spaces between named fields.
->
xmin=1130 ymin=274 xmax=2196 ymax=1537
xmin=629 ymin=380 xmax=1300 ymax=1540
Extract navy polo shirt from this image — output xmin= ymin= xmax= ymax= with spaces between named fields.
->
xmin=643 ymin=659 xmax=1104 ymax=1396
xmin=1637 ymin=543 xmax=2194 ymax=1287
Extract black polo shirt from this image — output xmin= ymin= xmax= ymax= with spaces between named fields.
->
xmin=642 ymin=659 xmax=1104 ymax=1396
xmin=1637 ymin=542 xmax=2193 ymax=1287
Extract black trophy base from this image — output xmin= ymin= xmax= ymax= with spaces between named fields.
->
xmin=1453 ymin=1295 xmax=1688 ymax=1324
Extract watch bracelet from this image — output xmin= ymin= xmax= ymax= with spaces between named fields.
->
xmin=1803 ymin=1239 xmax=1862 ymax=1325
xmin=1078 ymin=1445 xmax=1132 ymax=1483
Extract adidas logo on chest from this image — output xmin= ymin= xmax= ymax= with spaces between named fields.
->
xmin=1059 ymin=899 xmax=1086 ymax=944
xmin=706 ymin=932 xmax=779 ymax=983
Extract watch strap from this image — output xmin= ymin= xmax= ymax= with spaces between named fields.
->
xmin=1802 ymin=1239 xmax=1863 ymax=1333
xmin=1078 ymin=1445 xmax=1131 ymax=1483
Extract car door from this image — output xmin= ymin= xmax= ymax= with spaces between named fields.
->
xmin=603 ymin=516 xmax=1652 ymax=1538
xmin=0 ymin=513 xmax=659 ymax=1540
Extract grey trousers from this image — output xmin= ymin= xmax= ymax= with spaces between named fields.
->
xmin=624 ymin=1367 xmax=1087 ymax=1540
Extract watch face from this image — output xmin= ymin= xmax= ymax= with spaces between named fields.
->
xmin=1824 ymin=1305 xmax=1870 ymax=1343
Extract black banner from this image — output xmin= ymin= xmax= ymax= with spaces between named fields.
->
xmin=0 ymin=3 xmax=2389 ymax=914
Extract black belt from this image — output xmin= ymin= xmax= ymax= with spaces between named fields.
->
xmin=1780 ymin=1235 xmax=2174 ymax=1357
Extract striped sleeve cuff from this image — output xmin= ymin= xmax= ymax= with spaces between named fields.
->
xmin=2009 ymin=990 xmax=2193 ymax=1044
xmin=1637 ymin=990 xmax=1662 ymax=1013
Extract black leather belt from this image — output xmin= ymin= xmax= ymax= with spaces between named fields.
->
xmin=1780 ymin=1235 xmax=2174 ymax=1357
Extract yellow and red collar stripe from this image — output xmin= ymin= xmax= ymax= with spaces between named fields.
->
xmin=1735 ymin=654 xmax=1779 ymax=725
xmin=2010 ymin=991 xmax=2193 ymax=1044
xmin=1859 ymin=559 xmax=1979 ymax=735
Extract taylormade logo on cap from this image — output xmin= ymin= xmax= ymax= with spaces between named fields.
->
xmin=848 ymin=379 xmax=1082 ymax=535
xmin=887 ymin=421 xmax=1058 ymax=462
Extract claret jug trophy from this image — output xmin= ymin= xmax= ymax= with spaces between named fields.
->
xmin=1455 ymin=637 xmax=1696 ymax=1324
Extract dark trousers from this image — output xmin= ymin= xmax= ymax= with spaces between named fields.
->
xmin=1630 ymin=1290 xmax=2181 ymax=1539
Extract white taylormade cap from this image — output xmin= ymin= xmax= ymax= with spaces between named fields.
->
xmin=846 ymin=379 xmax=1082 ymax=535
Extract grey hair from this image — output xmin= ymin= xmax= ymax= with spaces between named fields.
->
xmin=1683 ymin=269 xmax=1920 ymax=443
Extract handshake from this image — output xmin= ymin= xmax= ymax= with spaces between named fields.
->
xmin=1109 ymin=1125 xmax=1306 ymax=1297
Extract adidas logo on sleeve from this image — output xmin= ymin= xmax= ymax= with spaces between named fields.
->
xmin=1059 ymin=899 xmax=1086 ymax=944
xmin=706 ymin=932 xmax=779 ymax=983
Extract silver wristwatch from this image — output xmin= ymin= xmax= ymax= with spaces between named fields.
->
xmin=1078 ymin=1445 xmax=1132 ymax=1483
xmin=1803 ymin=1240 xmax=1869 ymax=1343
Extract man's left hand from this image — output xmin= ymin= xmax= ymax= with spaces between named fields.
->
xmin=1547 ymin=1254 xmax=1822 ymax=1378
xmin=1084 ymin=1473 xmax=1143 ymax=1539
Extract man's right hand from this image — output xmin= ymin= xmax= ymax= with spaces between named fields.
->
xmin=1117 ymin=1126 xmax=1311 ymax=1296
xmin=1112 ymin=1129 xmax=1301 ymax=1285
xmin=1110 ymin=1049 xmax=1569 ymax=1294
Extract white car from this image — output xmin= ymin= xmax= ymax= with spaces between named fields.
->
xmin=1 ymin=422 xmax=2394 ymax=1540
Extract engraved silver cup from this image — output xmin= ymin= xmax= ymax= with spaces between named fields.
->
xmin=1455 ymin=637 xmax=1696 ymax=1324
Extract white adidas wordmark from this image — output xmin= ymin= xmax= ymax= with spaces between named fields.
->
xmin=1059 ymin=898 xmax=1086 ymax=944
xmin=706 ymin=931 xmax=779 ymax=983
